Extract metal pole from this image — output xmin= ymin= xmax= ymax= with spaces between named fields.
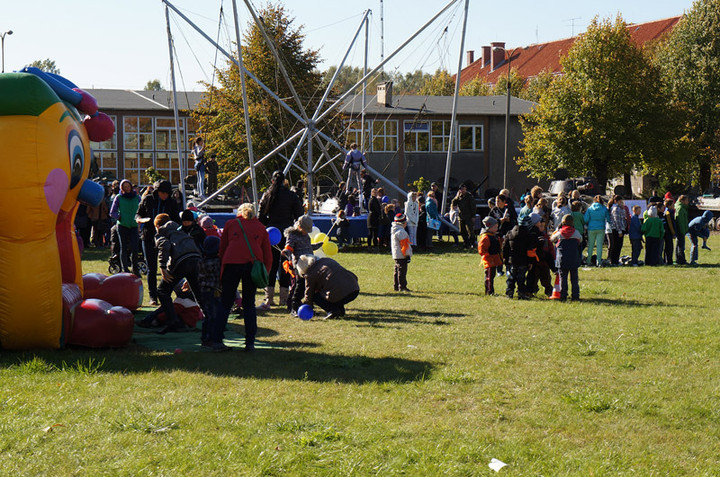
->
xmin=282 ymin=127 xmax=311 ymax=175
xmin=231 ymin=0 xmax=259 ymax=209
xmin=361 ymin=12 xmax=369 ymax=151
xmin=307 ymin=133 xmax=314 ymax=212
xmin=503 ymin=49 xmax=515 ymax=190
xmin=165 ymin=6 xmax=186 ymax=204
xmin=316 ymin=0 xmax=460 ymax=124
xmin=380 ymin=0 xmax=384 ymax=80
xmin=441 ymin=0 xmax=469 ymax=216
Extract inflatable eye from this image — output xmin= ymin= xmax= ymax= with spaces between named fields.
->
xmin=68 ymin=130 xmax=84 ymax=189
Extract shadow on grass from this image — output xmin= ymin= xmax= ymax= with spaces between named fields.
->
xmin=0 ymin=347 xmax=433 ymax=384
xmin=580 ymin=297 xmax=683 ymax=307
xmin=343 ymin=308 xmax=462 ymax=325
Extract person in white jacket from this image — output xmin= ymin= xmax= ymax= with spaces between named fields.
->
xmin=391 ymin=213 xmax=413 ymax=292
xmin=404 ymin=191 xmax=419 ymax=246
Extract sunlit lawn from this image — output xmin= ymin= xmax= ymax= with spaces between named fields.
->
xmin=1 ymin=235 xmax=719 ymax=475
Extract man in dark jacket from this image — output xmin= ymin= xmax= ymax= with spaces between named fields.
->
xmin=366 ymin=188 xmax=381 ymax=248
xmin=136 ymin=180 xmax=181 ymax=305
xmin=154 ymin=214 xmax=203 ymax=333
xmin=296 ymin=255 xmax=360 ymax=320
xmin=502 ymin=216 xmax=539 ymax=300
xmin=453 ymin=183 xmax=476 ymax=249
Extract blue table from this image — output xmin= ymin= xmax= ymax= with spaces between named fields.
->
xmin=208 ymin=213 xmax=369 ymax=239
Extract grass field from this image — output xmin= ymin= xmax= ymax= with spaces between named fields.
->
xmin=1 ymin=236 xmax=720 ymax=475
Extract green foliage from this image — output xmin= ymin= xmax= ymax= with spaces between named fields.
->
xmin=519 ymin=69 xmax=555 ymax=102
xmin=411 ymin=176 xmax=431 ymax=193
xmin=490 ymin=67 xmax=525 ymax=96
xmin=193 ymin=3 xmax=332 ymax=191
xmin=459 ymin=76 xmax=491 ymax=96
xmin=144 ymin=79 xmax=163 ymax=91
xmin=419 ymin=69 xmax=455 ymax=96
xmin=519 ymin=15 xmax=687 ymax=187
xmin=144 ymin=167 xmax=165 ymax=184
xmin=656 ymin=0 xmax=720 ymax=190
xmin=27 ymin=58 xmax=60 ymax=75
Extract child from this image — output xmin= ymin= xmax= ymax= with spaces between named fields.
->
xmin=391 ymin=213 xmax=412 ymax=292
xmin=502 ymin=216 xmax=539 ymax=300
xmin=550 ymin=214 xmax=582 ymax=301
xmin=674 ymin=195 xmax=690 ymax=264
xmin=198 ymin=236 xmax=224 ymax=351
xmin=282 ymin=215 xmax=322 ymax=315
xmin=629 ymin=205 xmax=643 ymax=266
xmin=688 ymin=210 xmax=713 ymax=265
xmin=641 ymin=206 xmax=664 ymax=266
xmin=333 ymin=209 xmax=351 ymax=249
xmin=477 ymin=216 xmax=503 ymax=295
xmin=570 ymin=201 xmax=586 ymax=261
xmin=180 ymin=209 xmax=206 ymax=250
xmin=199 ymin=215 xmax=221 ymax=238
xmin=529 ymin=214 xmax=555 ymax=298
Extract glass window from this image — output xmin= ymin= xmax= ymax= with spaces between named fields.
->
xmin=124 ymin=152 xmax=153 ymax=186
xmin=371 ymin=120 xmax=397 ymax=152
xmin=94 ymin=152 xmax=117 ymax=178
xmin=124 ymin=116 xmax=153 ymax=151
xmin=458 ymin=124 xmax=484 ymax=151
xmin=344 ymin=120 xmax=370 ymax=150
xmin=403 ymin=121 xmax=430 ymax=152
xmin=155 ymin=117 xmax=184 ymax=152
xmin=431 ymin=121 xmax=452 ymax=152
xmin=90 ymin=115 xmax=117 ymax=151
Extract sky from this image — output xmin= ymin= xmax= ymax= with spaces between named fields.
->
xmin=2 ymin=0 xmax=694 ymax=91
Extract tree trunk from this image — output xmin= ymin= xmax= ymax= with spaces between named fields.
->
xmin=699 ymin=159 xmax=711 ymax=194
xmin=594 ymin=162 xmax=609 ymax=196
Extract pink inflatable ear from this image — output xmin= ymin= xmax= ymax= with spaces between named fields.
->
xmin=84 ymin=112 xmax=115 ymax=142
xmin=73 ymin=88 xmax=98 ymax=116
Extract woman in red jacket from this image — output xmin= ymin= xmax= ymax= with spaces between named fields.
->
xmin=214 ymin=203 xmax=272 ymax=351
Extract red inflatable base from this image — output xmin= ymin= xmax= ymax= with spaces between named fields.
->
xmin=67 ymin=299 xmax=134 ymax=348
xmin=83 ymin=273 xmax=143 ymax=311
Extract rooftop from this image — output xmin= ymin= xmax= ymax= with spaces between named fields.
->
xmin=84 ymin=89 xmax=203 ymax=111
xmin=338 ymin=94 xmax=535 ymax=116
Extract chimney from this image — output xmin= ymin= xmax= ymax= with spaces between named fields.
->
xmin=377 ymin=81 xmax=393 ymax=107
xmin=481 ymin=46 xmax=491 ymax=66
xmin=491 ymin=41 xmax=506 ymax=71
xmin=466 ymin=50 xmax=475 ymax=65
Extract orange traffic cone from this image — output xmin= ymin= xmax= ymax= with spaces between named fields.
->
xmin=549 ymin=274 xmax=562 ymax=300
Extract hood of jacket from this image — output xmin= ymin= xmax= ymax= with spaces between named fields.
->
xmin=701 ymin=210 xmax=713 ymax=223
xmin=157 ymin=220 xmax=180 ymax=237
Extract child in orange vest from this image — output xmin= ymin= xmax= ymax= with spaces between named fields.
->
xmin=477 ymin=216 xmax=503 ymax=295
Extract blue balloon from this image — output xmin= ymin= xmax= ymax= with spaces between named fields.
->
xmin=298 ymin=304 xmax=314 ymax=321
xmin=267 ymin=226 xmax=282 ymax=246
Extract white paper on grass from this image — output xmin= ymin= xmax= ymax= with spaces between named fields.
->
xmin=488 ymin=458 xmax=507 ymax=472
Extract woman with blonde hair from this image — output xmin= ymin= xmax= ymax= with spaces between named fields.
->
xmin=214 ymin=202 xmax=272 ymax=351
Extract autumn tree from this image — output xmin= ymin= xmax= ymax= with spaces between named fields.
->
xmin=519 ymin=69 xmax=555 ymax=103
xmin=657 ymin=0 xmax=720 ymax=191
xmin=144 ymin=79 xmax=163 ymax=91
xmin=419 ymin=69 xmax=454 ymax=96
xmin=28 ymin=59 xmax=60 ymax=74
xmin=193 ymin=3 xmax=327 ymax=188
xmin=490 ymin=67 xmax=525 ymax=96
xmin=459 ymin=76 xmax=491 ymax=96
xmin=519 ymin=15 xmax=686 ymax=189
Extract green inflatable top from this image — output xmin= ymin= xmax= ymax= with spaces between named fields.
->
xmin=0 ymin=72 xmax=60 ymax=117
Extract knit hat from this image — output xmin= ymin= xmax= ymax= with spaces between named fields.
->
xmin=199 ymin=215 xmax=214 ymax=229
xmin=296 ymin=254 xmax=316 ymax=276
xmin=664 ymin=192 xmax=674 ymax=201
xmin=529 ymin=213 xmax=543 ymax=225
xmin=202 ymin=236 xmax=220 ymax=256
xmin=297 ymin=215 xmax=313 ymax=233
xmin=482 ymin=216 xmax=497 ymax=228
xmin=647 ymin=205 xmax=658 ymax=218
xmin=520 ymin=215 xmax=533 ymax=227
xmin=156 ymin=180 xmax=172 ymax=194
xmin=394 ymin=213 xmax=407 ymax=223
xmin=181 ymin=209 xmax=195 ymax=222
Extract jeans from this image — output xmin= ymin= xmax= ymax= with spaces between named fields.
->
xmin=196 ymin=166 xmax=206 ymax=198
xmin=117 ymin=224 xmax=139 ymax=275
xmin=216 ymin=263 xmax=257 ymax=346
xmin=268 ymin=236 xmax=291 ymax=288
xmin=587 ymin=229 xmax=605 ymax=265
xmin=200 ymin=288 xmax=221 ymax=343
xmin=630 ymin=238 xmax=642 ymax=265
xmin=158 ymin=258 xmax=202 ymax=324
xmin=689 ymin=233 xmax=699 ymax=263
xmin=506 ymin=265 xmax=529 ymax=298
xmin=407 ymin=225 xmax=417 ymax=246
xmin=394 ymin=258 xmax=409 ymax=290
xmin=676 ymin=234 xmax=687 ymax=264
xmin=558 ymin=267 xmax=579 ymax=300
xmin=663 ymin=235 xmax=674 ymax=264
xmin=609 ymin=230 xmax=624 ymax=264
xmin=458 ymin=217 xmax=475 ymax=248
xmin=142 ymin=237 xmax=159 ymax=300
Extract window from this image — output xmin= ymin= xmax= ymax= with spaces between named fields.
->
xmin=124 ymin=116 xmax=153 ymax=150
xmin=431 ymin=121 xmax=452 ymax=152
xmin=458 ymin=124 xmax=484 ymax=151
xmin=372 ymin=120 xmax=397 ymax=152
xmin=403 ymin=121 xmax=429 ymax=152
xmin=344 ymin=120 xmax=370 ymax=149
xmin=156 ymin=153 xmax=183 ymax=185
xmin=90 ymin=115 xmax=117 ymax=177
xmin=124 ymin=152 xmax=154 ymax=186
xmin=155 ymin=117 xmax=184 ymax=152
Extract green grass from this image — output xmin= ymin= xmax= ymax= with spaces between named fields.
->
xmin=2 ymin=237 xmax=720 ymax=475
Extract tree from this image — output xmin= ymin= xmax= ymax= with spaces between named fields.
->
xmin=193 ymin=3 xmax=328 ymax=188
xmin=519 ymin=69 xmax=555 ymax=103
xmin=459 ymin=76 xmax=491 ymax=96
xmin=490 ymin=67 xmax=524 ymax=97
xmin=144 ymin=79 xmax=164 ymax=91
xmin=519 ymin=15 xmax=686 ymax=189
xmin=392 ymin=70 xmax=430 ymax=94
xmin=419 ymin=69 xmax=454 ymax=96
xmin=27 ymin=59 xmax=60 ymax=75
xmin=656 ymin=0 xmax=720 ymax=191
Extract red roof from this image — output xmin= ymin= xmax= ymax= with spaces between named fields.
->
xmin=459 ymin=16 xmax=681 ymax=86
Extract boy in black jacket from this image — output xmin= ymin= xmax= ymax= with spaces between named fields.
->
xmin=502 ymin=215 xmax=540 ymax=300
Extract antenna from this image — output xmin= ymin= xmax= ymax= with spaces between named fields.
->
xmin=563 ymin=17 xmax=581 ymax=37
xmin=535 ymin=25 xmax=538 ymax=44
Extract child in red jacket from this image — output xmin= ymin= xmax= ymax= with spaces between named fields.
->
xmin=477 ymin=216 xmax=503 ymax=295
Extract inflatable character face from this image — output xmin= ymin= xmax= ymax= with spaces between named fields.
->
xmin=0 ymin=73 xmax=106 ymax=349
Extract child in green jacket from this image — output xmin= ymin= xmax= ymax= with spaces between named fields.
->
xmin=641 ymin=205 xmax=664 ymax=266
